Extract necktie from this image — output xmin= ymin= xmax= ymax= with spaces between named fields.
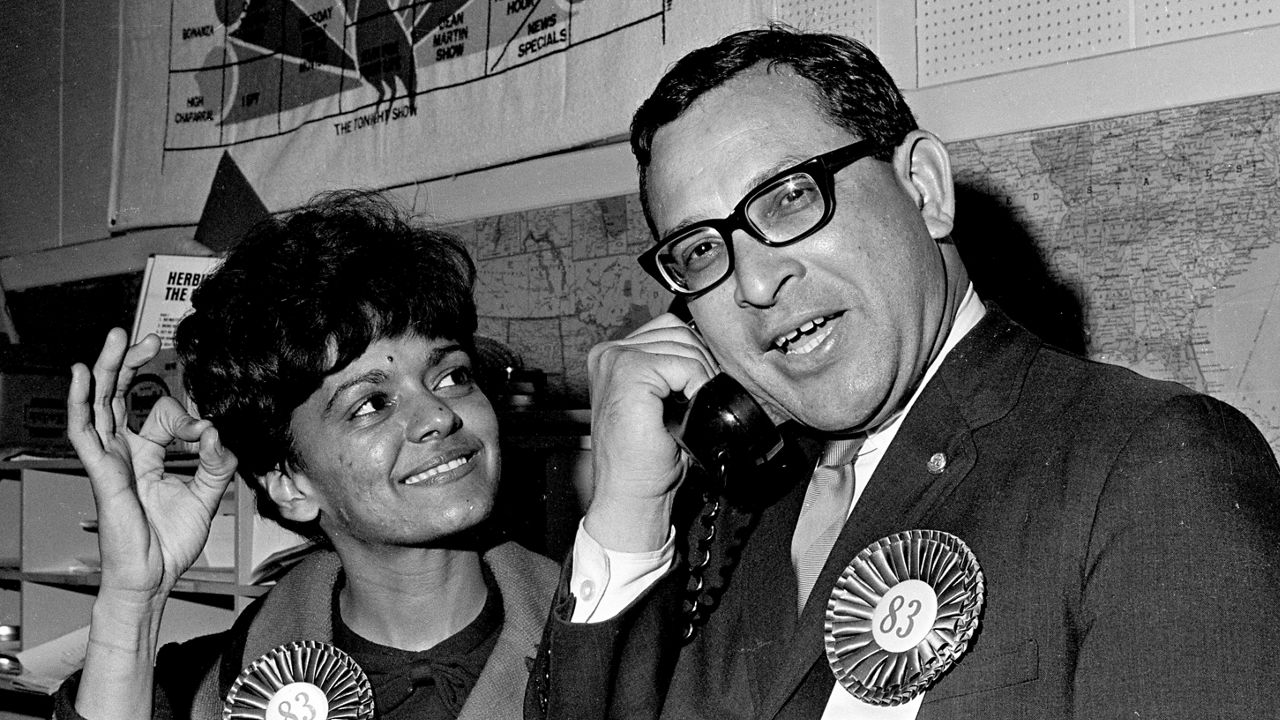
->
xmin=791 ymin=437 xmax=862 ymax=613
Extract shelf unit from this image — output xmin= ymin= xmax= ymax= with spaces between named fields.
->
xmin=0 ymin=458 xmax=289 ymax=666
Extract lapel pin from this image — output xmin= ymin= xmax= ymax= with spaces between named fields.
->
xmin=926 ymin=452 xmax=948 ymax=474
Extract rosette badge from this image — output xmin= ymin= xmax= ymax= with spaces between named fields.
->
xmin=824 ymin=530 xmax=984 ymax=706
xmin=223 ymin=641 xmax=375 ymax=720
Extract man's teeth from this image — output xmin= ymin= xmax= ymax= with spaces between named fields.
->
xmin=404 ymin=455 xmax=471 ymax=485
xmin=774 ymin=316 xmax=830 ymax=354
xmin=788 ymin=327 xmax=831 ymax=355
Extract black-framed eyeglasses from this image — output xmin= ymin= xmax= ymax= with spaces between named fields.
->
xmin=638 ymin=139 xmax=882 ymax=297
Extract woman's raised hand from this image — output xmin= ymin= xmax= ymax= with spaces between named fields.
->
xmin=66 ymin=328 xmax=238 ymax=600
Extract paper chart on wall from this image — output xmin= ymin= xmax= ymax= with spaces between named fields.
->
xmin=112 ymin=0 xmax=770 ymax=230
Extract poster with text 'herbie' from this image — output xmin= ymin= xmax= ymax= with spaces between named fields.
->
xmin=131 ymin=254 xmax=223 ymax=349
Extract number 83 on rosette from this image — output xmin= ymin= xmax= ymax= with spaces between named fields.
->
xmin=824 ymin=529 xmax=985 ymax=706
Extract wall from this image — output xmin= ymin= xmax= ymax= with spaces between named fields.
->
xmin=0 ymin=0 xmax=223 ymax=311
xmin=0 ymin=2 xmax=1278 ymax=365
xmin=0 ymin=1 xmax=120 ymax=257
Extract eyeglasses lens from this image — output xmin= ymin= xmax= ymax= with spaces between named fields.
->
xmin=659 ymin=228 xmax=727 ymax=292
xmin=659 ymin=171 xmax=827 ymax=293
xmin=746 ymin=173 xmax=825 ymax=241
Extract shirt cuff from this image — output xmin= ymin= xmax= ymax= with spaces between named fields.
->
xmin=568 ymin=519 xmax=675 ymax=623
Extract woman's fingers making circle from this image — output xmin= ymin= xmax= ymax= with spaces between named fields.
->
xmin=134 ymin=396 xmax=206 ymax=449
xmin=113 ymin=334 xmax=161 ymax=430
xmin=66 ymin=362 xmax=104 ymax=460
xmin=134 ymin=397 xmax=236 ymax=510
xmin=192 ymin=425 xmax=238 ymax=504
xmin=87 ymin=329 xmax=162 ymax=441
xmin=88 ymin=329 xmax=130 ymax=440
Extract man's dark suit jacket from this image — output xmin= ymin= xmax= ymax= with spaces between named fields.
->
xmin=526 ymin=309 xmax=1280 ymax=719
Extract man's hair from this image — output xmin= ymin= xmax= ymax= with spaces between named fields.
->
xmin=630 ymin=24 xmax=919 ymax=237
xmin=175 ymin=189 xmax=477 ymax=535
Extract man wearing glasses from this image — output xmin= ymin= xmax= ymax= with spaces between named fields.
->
xmin=527 ymin=26 xmax=1280 ymax=719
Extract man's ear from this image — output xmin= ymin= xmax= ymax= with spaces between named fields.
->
xmin=262 ymin=467 xmax=320 ymax=523
xmin=892 ymin=129 xmax=956 ymax=240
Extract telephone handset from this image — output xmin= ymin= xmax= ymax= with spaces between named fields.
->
xmin=675 ymin=373 xmax=784 ymax=497
xmin=667 ymin=303 xmax=785 ymax=638
xmin=667 ymin=298 xmax=784 ymax=503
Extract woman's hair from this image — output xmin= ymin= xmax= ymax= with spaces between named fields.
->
xmin=175 ymin=189 xmax=477 ymax=534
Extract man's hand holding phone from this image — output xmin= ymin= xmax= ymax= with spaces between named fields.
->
xmin=584 ymin=312 xmax=718 ymax=553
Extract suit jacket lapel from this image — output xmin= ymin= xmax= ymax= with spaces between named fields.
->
xmin=739 ymin=455 xmax=813 ymax=709
xmin=187 ymin=549 xmax=341 ymax=717
xmin=755 ymin=308 xmax=1038 ymax=719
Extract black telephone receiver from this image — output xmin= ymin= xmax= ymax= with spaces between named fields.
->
xmin=668 ymin=299 xmax=784 ymax=502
